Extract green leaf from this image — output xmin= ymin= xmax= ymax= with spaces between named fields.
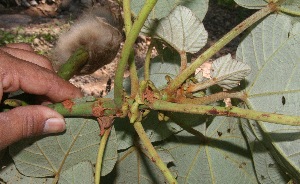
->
xmin=0 ymin=162 xmax=54 ymax=183
xmin=142 ymin=6 xmax=208 ymax=54
xmin=234 ymin=0 xmax=267 ymax=9
xmin=131 ymin=0 xmax=209 ymax=20
xmin=58 ymin=161 xmax=93 ymax=184
xmin=101 ymin=146 xmax=175 ymax=183
xmin=235 ymin=0 xmax=300 ymax=15
xmin=211 ymin=54 xmax=251 ymax=90
xmin=236 ymin=14 xmax=300 ymax=180
xmin=139 ymin=55 xmax=181 ymax=89
xmin=279 ymin=0 xmax=300 ymax=16
xmin=161 ymin=116 xmax=257 ymax=183
xmin=9 ymin=118 xmax=117 ymax=178
xmin=241 ymin=119 xmax=290 ymax=183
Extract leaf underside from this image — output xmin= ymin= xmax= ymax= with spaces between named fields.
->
xmin=131 ymin=0 xmax=208 ymax=20
xmin=9 ymin=118 xmax=117 ymax=178
xmin=237 ymin=14 xmax=300 ymax=181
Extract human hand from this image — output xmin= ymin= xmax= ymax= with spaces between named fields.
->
xmin=0 ymin=43 xmax=83 ymax=150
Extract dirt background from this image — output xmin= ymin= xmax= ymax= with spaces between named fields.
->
xmin=0 ymin=0 xmax=254 ymax=97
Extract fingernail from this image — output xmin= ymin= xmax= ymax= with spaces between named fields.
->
xmin=43 ymin=118 xmax=66 ymax=134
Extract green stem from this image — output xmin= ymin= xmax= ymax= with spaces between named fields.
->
xmin=123 ymin=0 xmax=139 ymax=97
xmin=144 ymin=44 xmax=153 ymax=81
xmin=133 ymin=121 xmax=178 ymax=184
xmin=95 ymin=128 xmax=111 ymax=184
xmin=129 ymin=53 xmax=139 ymax=97
xmin=114 ymin=0 xmax=158 ymax=108
xmin=278 ymin=7 xmax=300 ymax=16
xmin=177 ymin=91 xmax=247 ymax=105
xmin=152 ymin=100 xmax=300 ymax=126
xmin=123 ymin=0 xmax=132 ymax=34
xmin=187 ymin=78 xmax=217 ymax=92
xmin=164 ymin=3 xmax=276 ymax=94
xmin=57 ymin=47 xmax=89 ymax=80
xmin=47 ymin=98 xmax=118 ymax=117
xmin=180 ymin=51 xmax=187 ymax=72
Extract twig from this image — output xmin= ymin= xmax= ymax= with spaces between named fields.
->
xmin=114 ymin=0 xmax=158 ymax=108
xmin=152 ymin=100 xmax=300 ymax=126
xmin=133 ymin=121 xmax=178 ymax=184
xmin=95 ymin=128 xmax=111 ymax=184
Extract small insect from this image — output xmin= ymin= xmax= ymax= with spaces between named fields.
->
xmin=106 ymin=78 xmax=112 ymax=93
xmin=282 ymin=96 xmax=286 ymax=105
xmin=217 ymin=131 xmax=222 ymax=137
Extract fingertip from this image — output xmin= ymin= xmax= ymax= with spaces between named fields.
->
xmin=0 ymin=105 xmax=66 ymax=149
xmin=43 ymin=118 xmax=66 ymax=134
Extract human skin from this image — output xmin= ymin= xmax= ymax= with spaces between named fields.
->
xmin=0 ymin=43 xmax=82 ymax=150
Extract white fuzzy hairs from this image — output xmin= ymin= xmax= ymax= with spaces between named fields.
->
xmin=52 ymin=5 xmax=123 ymax=75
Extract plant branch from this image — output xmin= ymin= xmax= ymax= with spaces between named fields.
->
xmin=177 ymin=91 xmax=247 ymax=105
xmin=57 ymin=47 xmax=89 ymax=80
xmin=123 ymin=0 xmax=132 ymax=34
xmin=144 ymin=44 xmax=153 ymax=81
xmin=114 ymin=0 xmax=158 ymax=108
xmin=164 ymin=3 xmax=277 ymax=94
xmin=187 ymin=79 xmax=217 ymax=93
xmin=133 ymin=121 xmax=178 ymax=184
xmin=151 ymin=100 xmax=300 ymax=126
xmin=123 ymin=0 xmax=139 ymax=97
xmin=48 ymin=98 xmax=118 ymax=117
xmin=180 ymin=51 xmax=187 ymax=72
xmin=95 ymin=128 xmax=111 ymax=184
xmin=278 ymin=7 xmax=300 ymax=16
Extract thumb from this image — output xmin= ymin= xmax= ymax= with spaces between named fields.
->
xmin=0 ymin=105 xmax=66 ymax=150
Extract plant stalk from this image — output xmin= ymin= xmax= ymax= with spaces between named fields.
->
xmin=164 ymin=3 xmax=277 ymax=94
xmin=57 ymin=47 xmax=89 ymax=80
xmin=144 ymin=44 xmax=153 ymax=81
xmin=47 ymin=98 xmax=118 ymax=117
xmin=133 ymin=121 xmax=178 ymax=184
xmin=180 ymin=51 xmax=187 ymax=72
xmin=152 ymin=100 xmax=300 ymax=126
xmin=95 ymin=128 xmax=111 ymax=184
xmin=114 ymin=0 xmax=158 ymax=108
xmin=177 ymin=91 xmax=247 ymax=105
xmin=123 ymin=0 xmax=139 ymax=97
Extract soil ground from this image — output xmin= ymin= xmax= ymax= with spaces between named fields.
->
xmin=0 ymin=1 xmax=254 ymax=97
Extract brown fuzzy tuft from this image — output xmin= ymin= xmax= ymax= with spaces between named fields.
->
xmin=52 ymin=5 xmax=123 ymax=75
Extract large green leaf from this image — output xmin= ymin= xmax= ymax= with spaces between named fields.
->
xmin=161 ymin=116 xmax=257 ymax=183
xmin=9 ymin=118 xmax=117 ymax=178
xmin=131 ymin=0 xmax=208 ymax=20
xmin=234 ymin=0 xmax=267 ymax=9
xmin=58 ymin=161 xmax=94 ymax=184
xmin=235 ymin=0 xmax=300 ymax=15
xmin=236 ymin=14 xmax=300 ymax=180
xmin=279 ymin=0 xmax=300 ymax=16
xmin=241 ymin=119 xmax=290 ymax=183
xmin=142 ymin=6 xmax=208 ymax=54
xmin=0 ymin=162 xmax=54 ymax=183
xmin=101 ymin=146 xmax=175 ymax=183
